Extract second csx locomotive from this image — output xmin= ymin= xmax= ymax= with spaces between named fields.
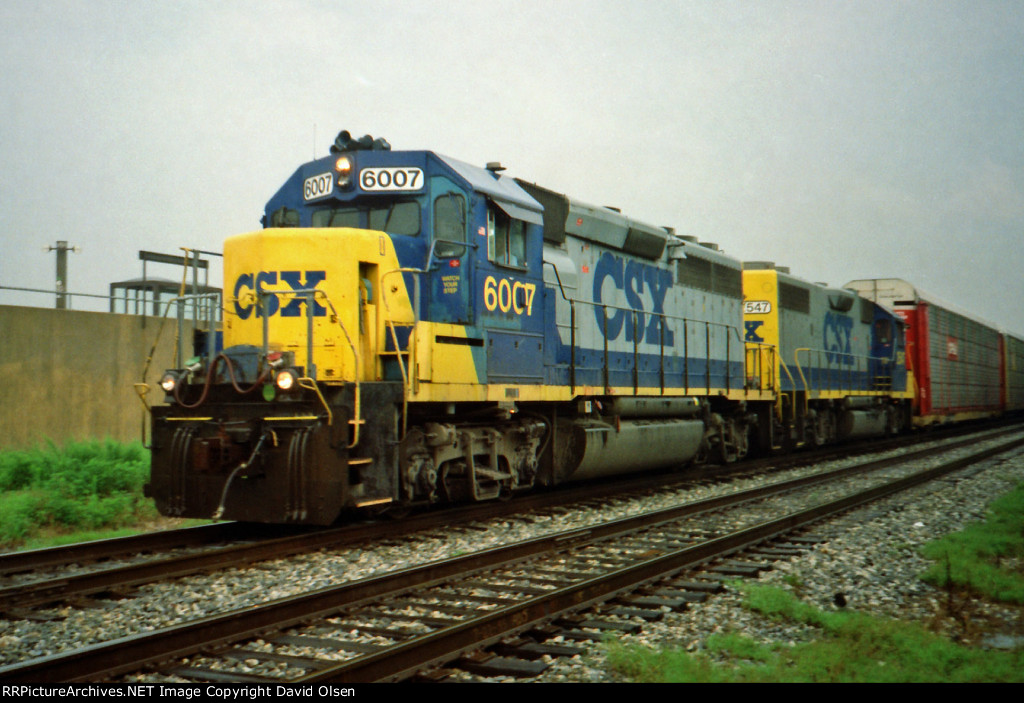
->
xmin=147 ymin=131 xmax=914 ymax=524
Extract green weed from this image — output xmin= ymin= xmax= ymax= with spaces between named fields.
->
xmin=0 ymin=439 xmax=156 ymax=547
xmin=606 ymin=581 xmax=1024 ymax=683
xmin=919 ymin=481 xmax=1024 ymax=603
xmin=608 ymin=480 xmax=1024 ymax=683
xmin=781 ymin=571 xmax=804 ymax=590
xmin=605 ymin=583 xmax=1024 ymax=682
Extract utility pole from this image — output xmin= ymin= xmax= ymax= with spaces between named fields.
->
xmin=47 ymin=240 xmax=77 ymax=309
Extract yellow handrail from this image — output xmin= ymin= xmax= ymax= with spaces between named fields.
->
xmin=777 ymin=357 xmax=800 ymax=421
xmin=312 ymin=291 xmax=361 ymax=448
xmin=379 ymin=268 xmax=422 ymax=437
xmin=297 ymin=376 xmax=333 ymax=428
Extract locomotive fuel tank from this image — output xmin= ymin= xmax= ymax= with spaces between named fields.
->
xmin=548 ymin=397 xmax=706 ymax=482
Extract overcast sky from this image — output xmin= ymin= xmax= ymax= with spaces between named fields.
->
xmin=2 ymin=0 xmax=1023 ymax=333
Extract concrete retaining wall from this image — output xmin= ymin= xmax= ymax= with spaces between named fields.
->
xmin=0 ymin=305 xmax=194 ymax=450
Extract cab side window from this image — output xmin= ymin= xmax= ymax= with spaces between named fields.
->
xmin=874 ymin=319 xmax=892 ymax=344
xmin=487 ymin=203 xmax=526 ymax=268
xmin=433 ymin=192 xmax=466 ymax=257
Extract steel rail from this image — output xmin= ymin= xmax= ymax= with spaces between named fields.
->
xmin=301 ymin=434 xmax=1024 ymax=683
xmin=1 ymin=419 xmax=1011 ymax=581
xmin=1 ymin=426 xmax=1014 ymax=612
xmin=0 ymin=523 xmax=263 ymax=577
xmin=2 ymin=432 xmax=1021 ymax=683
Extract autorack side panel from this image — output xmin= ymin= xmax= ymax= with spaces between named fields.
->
xmin=924 ymin=299 xmax=1002 ymax=416
xmin=901 ymin=300 xmax=931 ymax=417
xmin=845 ymin=278 xmax=1003 ymax=422
xmin=1004 ymin=333 xmax=1024 ymax=412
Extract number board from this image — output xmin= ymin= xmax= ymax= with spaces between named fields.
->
xmin=359 ymin=167 xmax=424 ymax=192
xmin=303 ymin=172 xmax=334 ymax=201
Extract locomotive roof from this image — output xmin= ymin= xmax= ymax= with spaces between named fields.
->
xmin=434 ymin=153 xmax=543 ymax=224
xmin=746 ymin=261 xmax=856 ymax=298
xmin=669 ymin=239 xmax=743 ymax=268
xmin=845 ymin=278 xmax=1005 ymax=333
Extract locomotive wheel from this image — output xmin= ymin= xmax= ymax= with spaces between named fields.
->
xmin=382 ymin=503 xmax=412 ymax=520
xmin=690 ymin=437 xmax=710 ymax=468
xmin=886 ymin=406 xmax=899 ymax=436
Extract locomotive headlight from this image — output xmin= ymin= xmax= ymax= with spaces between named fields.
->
xmin=275 ymin=368 xmax=298 ymax=391
xmin=160 ymin=371 xmax=178 ymax=393
xmin=335 ymin=155 xmax=354 ymax=189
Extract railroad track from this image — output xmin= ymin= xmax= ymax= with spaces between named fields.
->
xmin=3 ymin=428 xmax=1021 ymax=683
xmin=2 ymin=418 xmax=1005 ymax=583
xmin=0 ymin=522 xmax=268 ymax=577
xmin=1 ymin=425 xmax=1014 ymax=616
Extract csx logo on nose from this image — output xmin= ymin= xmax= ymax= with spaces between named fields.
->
xmin=233 ymin=271 xmax=327 ymax=320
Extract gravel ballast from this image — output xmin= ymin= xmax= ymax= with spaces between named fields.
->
xmin=529 ymin=444 xmax=1024 ymax=683
xmin=1 ymin=435 xmax=1022 ymax=681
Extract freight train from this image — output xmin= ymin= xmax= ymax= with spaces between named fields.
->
xmin=144 ymin=131 xmax=1024 ymax=524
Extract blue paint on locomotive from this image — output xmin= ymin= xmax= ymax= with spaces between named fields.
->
xmin=263 ymin=146 xmax=557 ymax=385
xmin=592 ymin=252 xmax=675 ymax=347
xmin=823 ymin=310 xmax=854 ymax=365
xmin=232 ymin=270 xmax=328 ymax=320
xmin=538 ymin=257 xmax=743 ymax=392
xmin=777 ymin=303 xmax=908 ymax=395
xmin=261 ymin=146 xmax=755 ymax=394
xmin=870 ymin=304 xmax=908 ymax=391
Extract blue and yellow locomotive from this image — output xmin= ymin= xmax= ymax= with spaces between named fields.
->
xmin=147 ymin=131 xmax=912 ymax=524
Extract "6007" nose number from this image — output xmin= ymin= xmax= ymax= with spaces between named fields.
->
xmin=303 ymin=172 xmax=334 ymax=201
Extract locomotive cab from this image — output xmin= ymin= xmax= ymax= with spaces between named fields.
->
xmin=148 ymin=132 xmax=550 ymax=523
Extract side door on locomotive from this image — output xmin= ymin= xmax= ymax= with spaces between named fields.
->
xmin=474 ymin=187 xmax=545 ymax=385
xmin=432 ymin=158 xmax=546 ymax=385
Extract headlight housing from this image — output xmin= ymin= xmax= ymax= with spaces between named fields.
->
xmin=160 ymin=371 xmax=178 ymax=393
xmin=159 ymin=356 xmax=204 ymax=397
xmin=275 ymin=368 xmax=299 ymax=391
xmin=335 ymin=155 xmax=354 ymax=189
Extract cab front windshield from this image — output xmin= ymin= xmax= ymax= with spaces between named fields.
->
xmin=311 ymin=199 xmax=421 ymax=236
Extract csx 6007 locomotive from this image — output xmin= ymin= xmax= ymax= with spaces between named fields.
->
xmin=147 ymin=131 xmax=914 ymax=524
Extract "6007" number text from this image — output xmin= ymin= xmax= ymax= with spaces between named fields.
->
xmin=360 ymin=167 xmax=423 ymax=192
xmin=483 ymin=276 xmax=536 ymax=316
xmin=303 ymin=172 xmax=334 ymax=201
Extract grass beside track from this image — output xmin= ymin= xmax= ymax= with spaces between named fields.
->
xmin=919 ymin=481 xmax=1024 ymax=604
xmin=606 ymin=479 xmax=1024 ymax=683
xmin=606 ymin=583 xmax=1024 ymax=682
xmin=0 ymin=439 xmax=159 ymax=549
